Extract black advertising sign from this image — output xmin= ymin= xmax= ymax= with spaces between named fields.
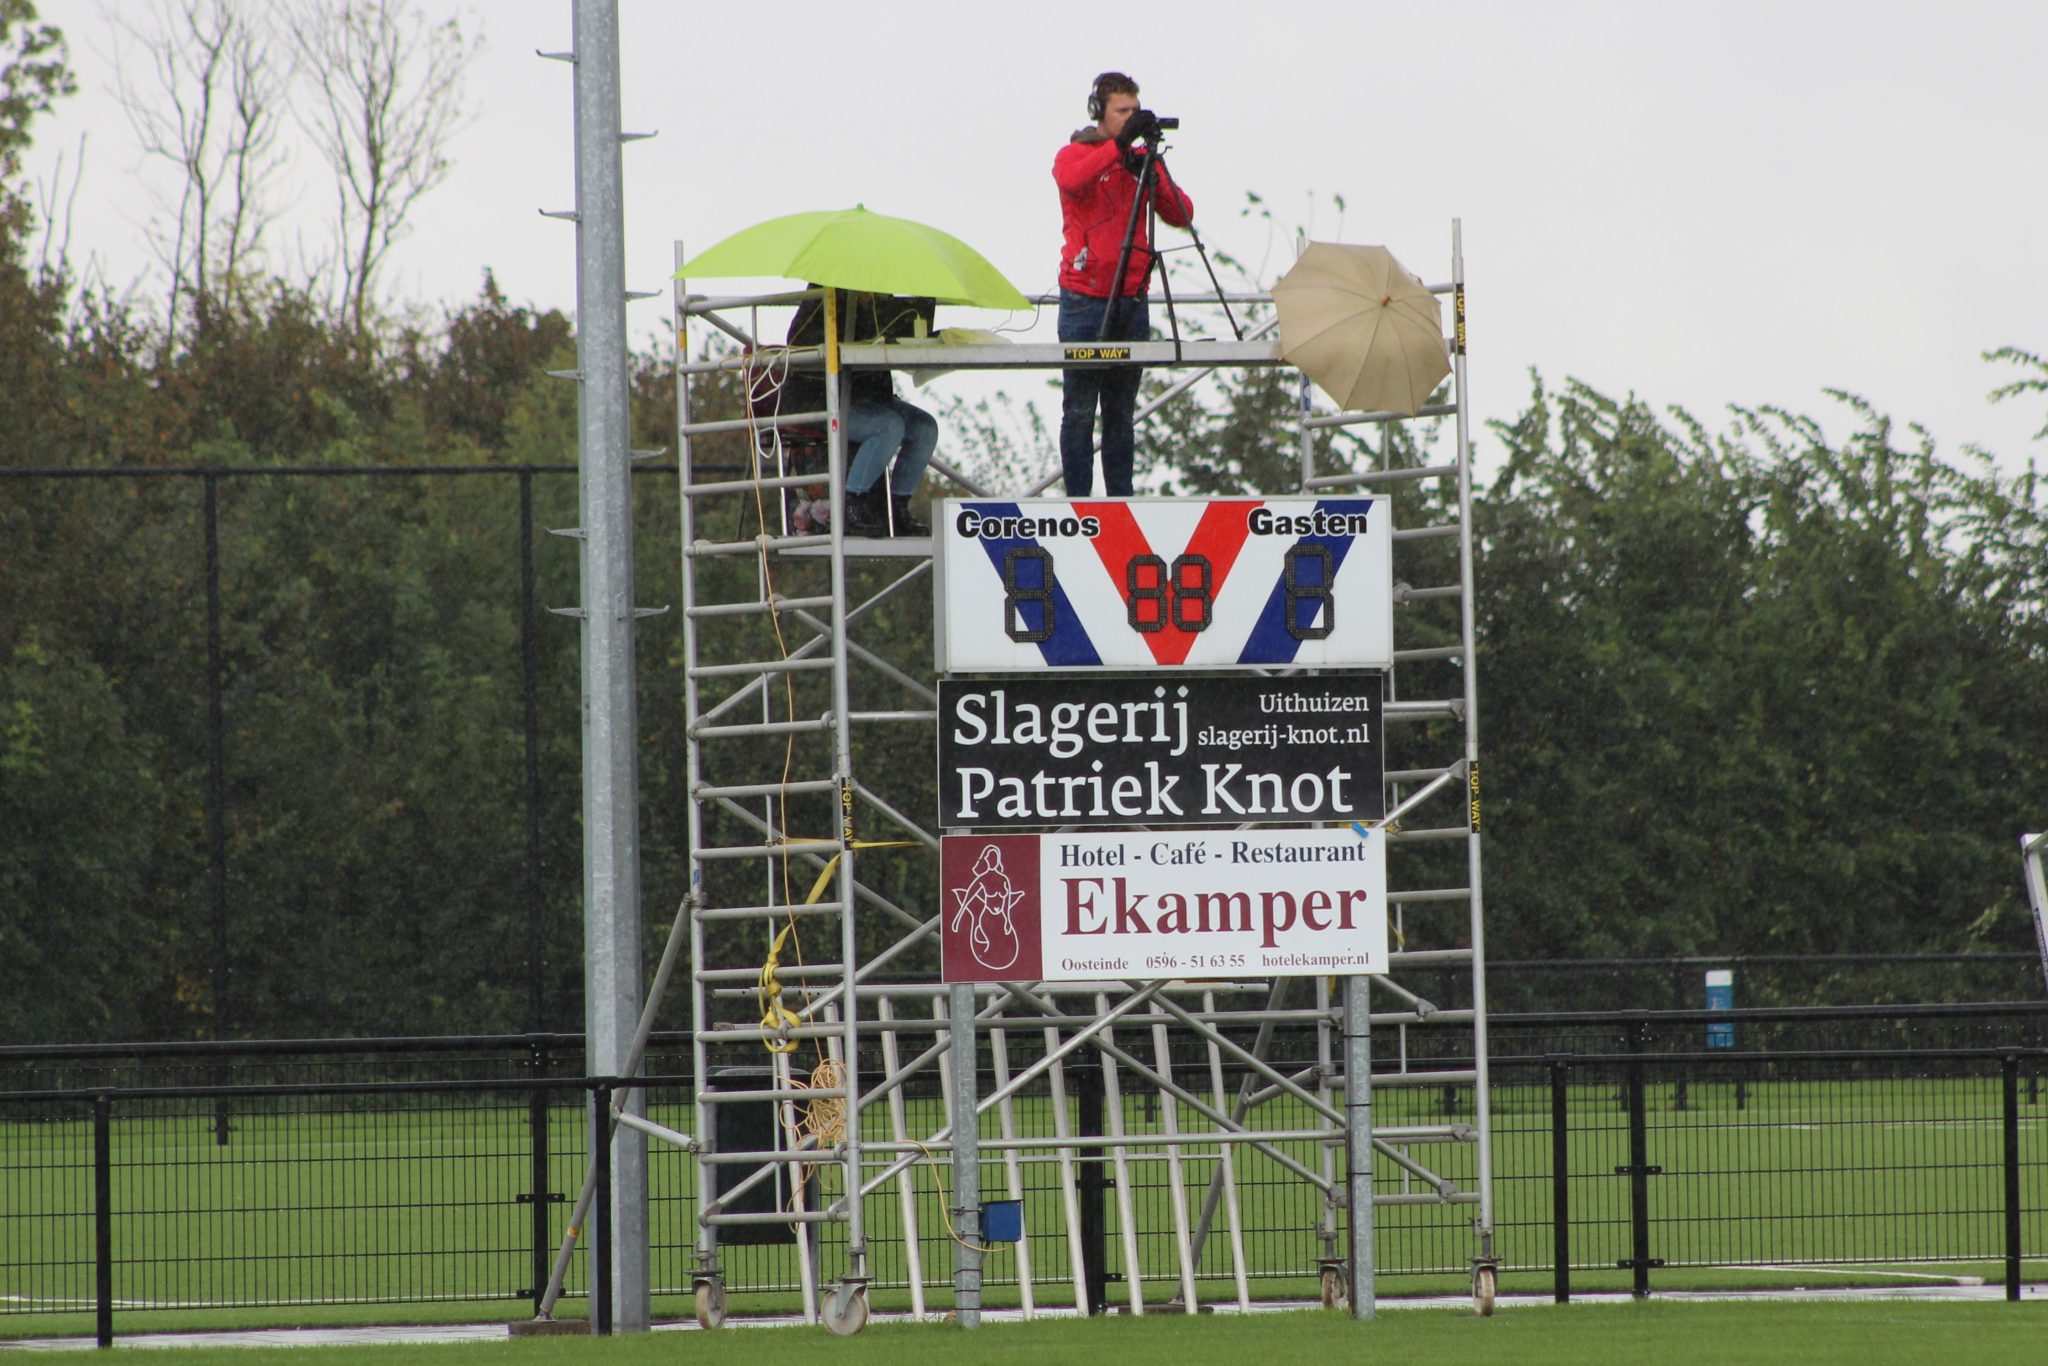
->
xmin=937 ymin=674 xmax=1384 ymax=830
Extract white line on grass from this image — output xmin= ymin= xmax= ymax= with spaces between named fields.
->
xmin=1745 ymin=1266 xmax=1985 ymax=1285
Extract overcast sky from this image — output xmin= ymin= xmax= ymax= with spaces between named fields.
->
xmin=38 ymin=0 xmax=2048 ymax=478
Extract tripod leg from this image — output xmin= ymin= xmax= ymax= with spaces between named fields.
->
xmin=1098 ymin=153 xmax=1158 ymax=342
xmin=1148 ymin=145 xmax=1240 ymax=343
xmin=1186 ymin=217 xmax=1242 ymax=341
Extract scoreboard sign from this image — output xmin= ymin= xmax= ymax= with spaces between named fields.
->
xmin=938 ymin=674 xmax=1383 ymax=829
xmin=940 ymin=828 xmax=1389 ymax=984
xmin=934 ymin=497 xmax=1393 ymax=673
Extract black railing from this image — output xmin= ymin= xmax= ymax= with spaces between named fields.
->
xmin=3 ymin=1008 xmax=2044 ymax=1344
xmin=1508 ymin=1048 xmax=2046 ymax=1304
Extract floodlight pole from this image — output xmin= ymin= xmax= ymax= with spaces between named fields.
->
xmin=569 ymin=0 xmax=649 ymax=1332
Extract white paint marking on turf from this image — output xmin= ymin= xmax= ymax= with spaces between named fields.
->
xmin=1747 ymin=1266 xmax=1985 ymax=1285
xmin=1703 ymin=1121 xmax=2044 ymax=1132
xmin=1 ymin=1293 xmax=550 ymax=1311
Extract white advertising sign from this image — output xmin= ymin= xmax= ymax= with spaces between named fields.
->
xmin=940 ymin=827 xmax=1388 ymax=984
xmin=933 ymin=496 xmax=1394 ymax=672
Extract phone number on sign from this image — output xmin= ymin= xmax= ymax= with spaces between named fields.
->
xmin=1144 ymin=952 xmax=1249 ymax=972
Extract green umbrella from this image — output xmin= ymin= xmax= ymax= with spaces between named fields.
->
xmin=674 ymin=205 xmax=1030 ymax=311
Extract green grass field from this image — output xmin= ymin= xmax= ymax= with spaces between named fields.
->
xmin=3 ymin=1071 xmax=2044 ymax=1341
xmin=31 ymin=1302 xmax=2048 ymax=1366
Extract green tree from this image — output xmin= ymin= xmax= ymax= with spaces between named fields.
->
xmin=1984 ymin=346 xmax=2048 ymax=443
xmin=0 ymin=631 xmax=177 ymax=1038
xmin=0 ymin=0 xmax=71 ymax=196
xmin=0 ymin=0 xmax=74 ymax=464
xmin=1478 ymin=377 xmax=2048 ymax=996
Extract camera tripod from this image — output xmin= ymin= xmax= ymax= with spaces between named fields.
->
xmin=1095 ymin=123 xmax=1242 ymax=353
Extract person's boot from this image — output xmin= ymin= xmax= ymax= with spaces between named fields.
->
xmin=844 ymin=484 xmax=890 ymax=538
xmin=890 ymin=494 xmax=931 ymax=537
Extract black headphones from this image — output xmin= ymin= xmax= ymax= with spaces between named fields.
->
xmin=1088 ymin=71 xmax=1135 ymax=122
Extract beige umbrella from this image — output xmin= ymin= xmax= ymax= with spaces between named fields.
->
xmin=1271 ymin=243 xmax=1450 ymax=416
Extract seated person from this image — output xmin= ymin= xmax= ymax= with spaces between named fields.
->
xmin=780 ymin=289 xmax=937 ymax=537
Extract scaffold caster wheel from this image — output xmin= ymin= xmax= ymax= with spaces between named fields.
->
xmin=694 ymin=1280 xmax=727 ymax=1330
xmin=1473 ymin=1264 xmax=1497 ymax=1317
xmin=822 ymin=1283 xmax=869 ymax=1337
xmin=1320 ymin=1265 xmax=1348 ymax=1312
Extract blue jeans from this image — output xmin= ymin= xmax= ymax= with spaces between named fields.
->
xmin=1058 ymin=290 xmax=1150 ymax=497
xmin=844 ymin=395 xmax=937 ymax=496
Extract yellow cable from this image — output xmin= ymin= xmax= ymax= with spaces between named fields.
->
xmin=745 ymin=341 xmax=833 ymax=1067
xmin=779 ymin=1056 xmax=847 ymax=1216
xmin=754 ymin=840 xmax=920 ymax=1057
xmin=757 ymin=923 xmax=803 ymax=1055
xmin=908 ymin=1138 xmax=1006 ymax=1256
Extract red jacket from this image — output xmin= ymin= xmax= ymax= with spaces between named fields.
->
xmin=1053 ymin=133 xmax=1194 ymax=300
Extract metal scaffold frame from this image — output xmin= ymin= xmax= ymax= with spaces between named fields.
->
xmin=2025 ymin=831 xmax=2048 ymax=997
xmin=648 ymin=221 xmax=1494 ymax=1333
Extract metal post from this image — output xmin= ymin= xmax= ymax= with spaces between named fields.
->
xmin=1187 ymin=979 xmax=1292 ymax=1272
xmin=1342 ymin=976 xmax=1375 ymax=1319
xmin=671 ymin=247 xmax=720 ymax=1310
xmin=1451 ymin=218 xmax=1497 ymax=1265
xmin=593 ymin=1085 xmax=614 ymax=1335
xmin=203 ymin=473 xmax=230 ymax=1148
xmin=1625 ymin=1059 xmax=1653 ymax=1299
xmin=878 ymin=999 xmax=928 ymax=1317
xmin=1550 ymin=1060 xmax=1571 ymax=1303
xmin=1149 ymin=1020 xmax=1197 ymax=1313
xmin=93 ymin=1093 xmax=113 ymax=1349
xmin=1097 ymin=1006 xmax=1143 ymax=1314
xmin=528 ymin=1045 xmax=552 ymax=1311
xmin=989 ymin=1026 xmax=1036 ymax=1317
xmin=2022 ymin=831 xmax=2048 ymax=996
xmin=1078 ymin=1069 xmax=1108 ymax=1315
xmin=1200 ymin=990 xmax=1250 ymax=1309
xmin=1045 ymin=1027 xmax=1090 ymax=1314
xmin=1315 ymin=975 xmax=1341 ymax=1267
xmin=518 ymin=472 xmax=546 ymax=1034
xmin=948 ymin=982 xmax=982 ymax=1327
xmin=823 ymin=301 xmax=872 ymax=1316
xmin=2003 ymin=1055 xmax=2022 ymax=1302
xmin=569 ymin=0 xmax=647 ymax=1331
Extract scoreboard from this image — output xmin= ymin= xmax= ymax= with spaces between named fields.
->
xmin=934 ymin=497 xmax=1393 ymax=673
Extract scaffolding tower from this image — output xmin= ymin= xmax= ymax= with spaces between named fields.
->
xmin=657 ymin=224 xmax=1494 ymax=1332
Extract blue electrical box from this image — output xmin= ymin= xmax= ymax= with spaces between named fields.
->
xmin=1705 ymin=969 xmax=1734 ymax=1049
xmin=981 ymin=1199 xmax=1023 ymax=1243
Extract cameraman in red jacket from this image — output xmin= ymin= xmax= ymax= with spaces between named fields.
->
xmin=1052 ymin=71 xmax=1195 ymax=497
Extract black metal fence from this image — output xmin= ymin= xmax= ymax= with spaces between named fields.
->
xmin=4 ymin=1004 xmax=2045 ymax=1343
xmin=1490 ymin=1048 xmax=2045 ymax=1302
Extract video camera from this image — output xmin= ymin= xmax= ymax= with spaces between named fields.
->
xmin=1132 ymin=109 xmax=1180 ymax=140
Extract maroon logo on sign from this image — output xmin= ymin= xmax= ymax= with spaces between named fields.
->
xmin=941 ymin=836 xmax=1042 ymax=982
